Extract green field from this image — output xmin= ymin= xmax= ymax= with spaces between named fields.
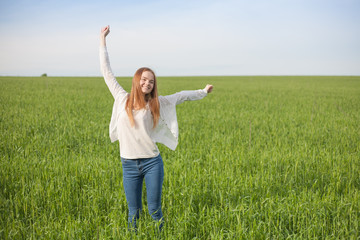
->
xmin=1 ymin=76 xmax=359 ymax=239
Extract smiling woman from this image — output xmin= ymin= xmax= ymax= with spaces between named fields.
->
xmin=99 ymin=25 xmax=213 ymax=232
xmin=140 ymin=71 xmax=155 ymax=94
xmin=125 ymin=67 xmax=159 ymax=128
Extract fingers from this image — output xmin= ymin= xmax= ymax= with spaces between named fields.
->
xmin=205 ymin=84 xmax=213 ymax=93
xmin=101 ymin=25 xmax=110 ymax=36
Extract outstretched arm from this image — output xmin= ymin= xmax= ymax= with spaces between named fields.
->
xmin=164 ymin=84 xmax=214 ymax=105
xmin=99 ymin=25 xmax=127 ymax=99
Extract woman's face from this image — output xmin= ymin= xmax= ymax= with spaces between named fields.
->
xmin=140 ymin=71 xmax=155 ymax=94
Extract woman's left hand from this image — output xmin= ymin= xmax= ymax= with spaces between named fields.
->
xmin=205 ymin=84 xmax=213 ymax=93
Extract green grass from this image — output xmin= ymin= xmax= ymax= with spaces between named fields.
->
xmin=1 ymin=76 xmax=359 ymax=239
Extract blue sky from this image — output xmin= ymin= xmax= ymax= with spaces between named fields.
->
xmin=0 ymin=0 xmax=359 ymax=76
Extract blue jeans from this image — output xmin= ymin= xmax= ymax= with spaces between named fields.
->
xmin=121 ymin=154 xmax=164 ymax=230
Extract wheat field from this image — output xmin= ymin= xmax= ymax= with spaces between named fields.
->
xmin=1 ymin=76 xmax=359 ymax=239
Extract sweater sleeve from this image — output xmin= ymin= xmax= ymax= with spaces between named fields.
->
xmin=99 ymin=46 xmax=127 ymax=99
xmin=163 ymin=89 xmax=208 ymax=106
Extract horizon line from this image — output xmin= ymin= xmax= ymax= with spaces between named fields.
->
xmin=1 ymin=74 xmax=360 ymax=78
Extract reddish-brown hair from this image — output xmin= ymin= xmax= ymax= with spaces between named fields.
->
xmin=125 ymin=67 xmax=160 ymax=128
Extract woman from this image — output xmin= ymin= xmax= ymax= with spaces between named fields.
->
xmin=100 ymin=25 xmax=213 ymax=230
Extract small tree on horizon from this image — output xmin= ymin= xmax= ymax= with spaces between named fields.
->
xmin=41 ymin=73 xmax=47 ymax=77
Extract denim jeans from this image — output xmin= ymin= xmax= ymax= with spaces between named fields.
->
xmin=121 ymin=154 xmax=164 ymax=230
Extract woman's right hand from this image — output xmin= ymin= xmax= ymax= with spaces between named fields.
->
xmin=101 ymin=25 xmax=110 ymax=38
xmin=100 ymin=25 xmax=110 ymax=46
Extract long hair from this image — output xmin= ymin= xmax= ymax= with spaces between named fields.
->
xmin=125 ymin=67 xmax=160 ymax=128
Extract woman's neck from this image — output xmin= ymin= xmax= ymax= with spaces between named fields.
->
xmin=133 ymin=95 xmax=150 ymax=110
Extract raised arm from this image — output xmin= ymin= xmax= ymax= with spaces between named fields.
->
xmin=100 ymin=25 xmax=109 ymax=47
xmin=99 ymin=25 xmax=127 ymax=99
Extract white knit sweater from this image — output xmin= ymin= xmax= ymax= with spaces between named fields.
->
xmin=100 ymin=46 xmax=208 ymax=158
